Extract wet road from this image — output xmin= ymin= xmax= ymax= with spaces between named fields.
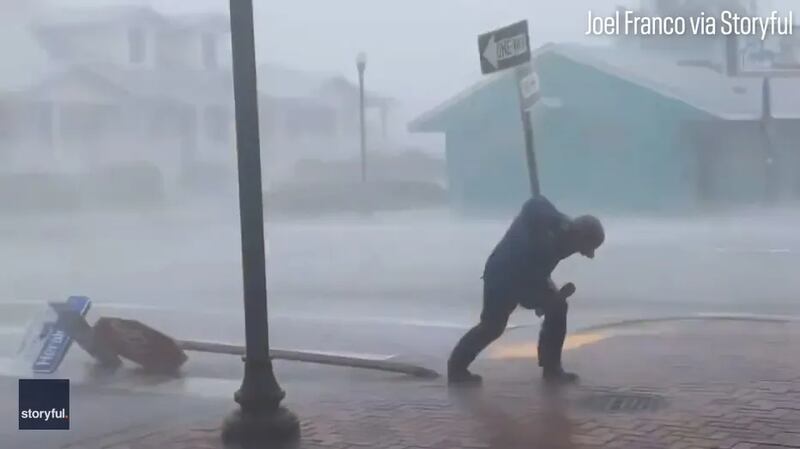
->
xmin=2 ymin=206 xmax=799 ymax=447
xmin=2 ymin=206 xmax=800 ymax=379
xmin=4 ymin=206 xmax=800 ymax=318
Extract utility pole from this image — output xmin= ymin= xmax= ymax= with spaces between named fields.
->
xmin=761 ymin=76 xmax=777 ymax=204
xmin=221 ymin=0 xmax=300 ymax=445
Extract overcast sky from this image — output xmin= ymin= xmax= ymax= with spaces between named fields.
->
xmin=76 ymin=0 xmax=632 ymax=116
xmin=30 ymin=0 xmax=800 ymax=117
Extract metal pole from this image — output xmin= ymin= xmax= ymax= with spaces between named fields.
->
xmin=222 ymin=0 xmax=299 ymax=444
xmin=515 ymin=66 xmax=540 ymax=196
xmin=358 ymin=67 xmax=367 ymax=183
xmin=520 ymin=109 xmax=539 ymax=196
xmin=761 ymin=76 xmax=777 ymax=204
xmin=725 ymin=33 xmax=739 ymax=77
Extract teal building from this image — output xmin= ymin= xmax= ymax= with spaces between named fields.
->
xmin=409 ymin=43 xmax=800 ymax=214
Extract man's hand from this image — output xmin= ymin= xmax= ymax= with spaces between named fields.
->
xmin=535 ymin=282 xmax=575 ymax=317
xmin=559 ymin=282 xmax=576 ymax=299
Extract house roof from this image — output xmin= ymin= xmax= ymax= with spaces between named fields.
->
xmin=1 ymin=4 xmax=389 ymax=109
xmin=76 ymin=62 xmax=233 ymax=104
xmin=7 ymin=62 xmax=234 ymax=106
xmin=318 ymin=76 xmax=394 ymax=108
xmin=33 ymin=5 xmax=168 ymax=29
xmin=5 ymin=65 xmax=134 ymax=103
xmin=166 ymin=13 xmax=230 ymax=33
xmin=257 ymin=63 xmax=336 ymax=98
xmin=409 ymin=42 xmax=800 ymax=132
xmin=33 ymin=6 xmax=229 ymax=34
xmin=11 ymin=59 xmax=397 ymax=110
xmin=557 ymin=44 xmax=800 ymax=120
xmin=257 ymin=63 xmax=393 ymax=107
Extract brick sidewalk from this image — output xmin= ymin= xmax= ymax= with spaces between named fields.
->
xmin=70 ymin=320 xmax=800 ymax=449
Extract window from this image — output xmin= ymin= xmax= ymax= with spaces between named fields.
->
xmin=202 ymin=33 xmax=218 ymax=69
xmin=60 ymin=103 xmax=121 ymax=146
xmin=150 ymin=106 xmax=180 ymax=139
xmin=204 ymin=106 xmax=230 ymax=143
xmin=128 ymin=28 xmax=146 ymax=64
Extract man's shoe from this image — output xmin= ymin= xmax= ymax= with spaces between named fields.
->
xmin=448 ymin=369 xmax=483 ymax=386
xmin=542 ymin=367 xmax=580 ymax=385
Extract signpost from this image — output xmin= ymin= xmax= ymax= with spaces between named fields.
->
xmin=478 ymin=20 xmax=541 ymax=196
xmin=25 ymin=302 xmax=440 ymax=379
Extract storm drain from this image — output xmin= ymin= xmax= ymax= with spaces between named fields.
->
xmin=577 ymin=392 xmax=667 ymax=413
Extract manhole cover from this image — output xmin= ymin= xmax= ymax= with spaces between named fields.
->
xmin=577 ymin=392 xmax=667 ymax=413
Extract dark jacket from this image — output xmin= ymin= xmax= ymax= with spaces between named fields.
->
xmin=482 ymin=196 xmax=570 ymax=305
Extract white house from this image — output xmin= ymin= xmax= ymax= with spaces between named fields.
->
xmin=0 ymin=5 xmax=235 ymax=199
xmin=0 ymin=4 xmax=398 ymax=197
xmin=256 ymin=63 xmax=394 ymax=184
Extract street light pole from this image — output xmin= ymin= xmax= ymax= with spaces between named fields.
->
xmin=761 ymin=76 xmax=776 ymax=203
xmin=357 ymin=52 xmax=367 ymax=183
xmin=222 ymin=0 xmax=299 ymax=445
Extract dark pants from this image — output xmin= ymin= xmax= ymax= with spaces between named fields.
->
xmin=448 ymin=283 xmax=568 ymax=372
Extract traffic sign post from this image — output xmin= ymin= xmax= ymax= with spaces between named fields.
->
xmin=478 ymin=20 xmax=541 ymax=196
xmin=49 ymin=301 xmax=122 ymax=370
xmin=515 ymin=63 xmax=540 ymax=196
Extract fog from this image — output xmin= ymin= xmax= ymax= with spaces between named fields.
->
xmin=1 ymin=0 xmax=800 ymax=366
xmin=62 ymin=0 xmax=797 ymax=114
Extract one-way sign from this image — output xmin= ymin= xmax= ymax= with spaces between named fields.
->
xmin=478 ymin=20 xmax=531 ymax=75
xmin=476 ymin=19 xmax=540 ymax=196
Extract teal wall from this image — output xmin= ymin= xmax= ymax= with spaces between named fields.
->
xmin=430 ymin=50 xmax=795 ymax=214
xmin=439 ymin=52 xmax=714 ymax=214
xmin=443 ymin=77 xmax=531 ymax=213
xmin=532 ymin=52 xmax=711 ymax=213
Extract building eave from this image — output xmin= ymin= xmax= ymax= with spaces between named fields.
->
xmin=407 ymin=42 xmax=800 ymax=134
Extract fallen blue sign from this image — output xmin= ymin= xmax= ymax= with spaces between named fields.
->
xmin=32 ymin=296 xmax=92 ymax=374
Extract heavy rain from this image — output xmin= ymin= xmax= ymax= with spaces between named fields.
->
xmin=2 ymin=0 xmax=800 ymax=448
